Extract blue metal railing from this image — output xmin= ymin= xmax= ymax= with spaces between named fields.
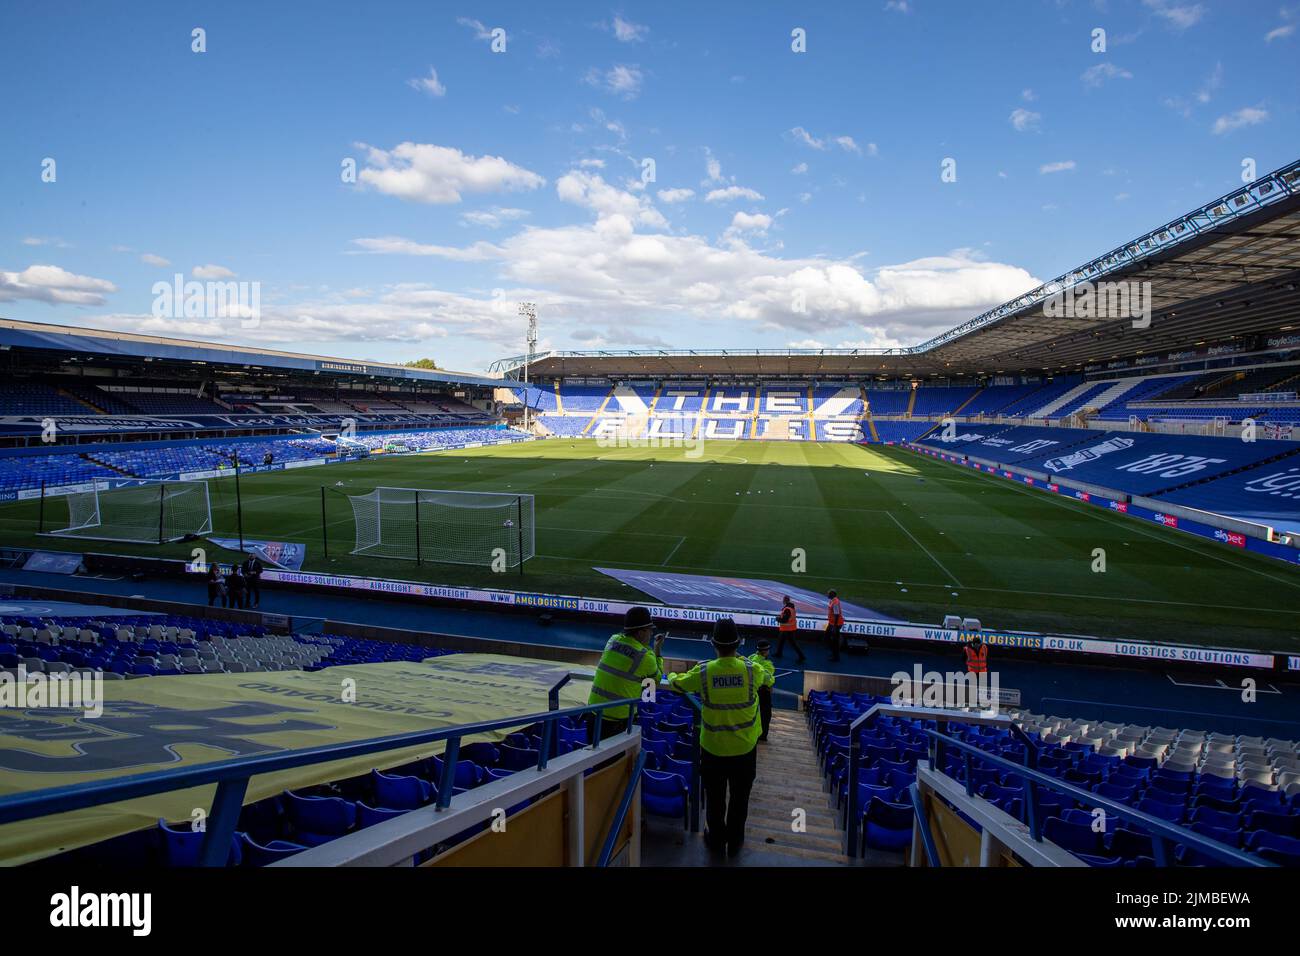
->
xmin=844 ymin=705 xmax=1035 ymax=858
xmin=833 ymin=703 xmax=1272 ymax=866
xmin=924 ymin=728 xmax=1270 ymax=867
xmin=597 ymin=749 xmax=649 ymax=867
xmin=0 ymin=695 xmax=643 ymax=867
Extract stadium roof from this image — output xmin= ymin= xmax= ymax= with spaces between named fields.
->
xmin=0 ymin=318 xmax=501 ymax=388
xmin=490 ymin=158 xmax=1300 ymax=380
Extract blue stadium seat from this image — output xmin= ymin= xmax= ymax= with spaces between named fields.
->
xmin=371 ymin=769 xmax=435 ymax=810
xmin=156 ymin=819 xmax=241 ymax=867
xmin=284 ymin=790 xmax=357 ymax=846
xmin=237 ymin=832 xmax=308 ymax=866
xmin=641 ymin=769 xmax=689 ymax=825
xmin=862 ymin=798 xmax=913 ymax=852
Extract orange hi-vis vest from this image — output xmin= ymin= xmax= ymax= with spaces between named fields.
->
xmin=778 ymin=605 xmax=798 ymax=632
xmin=965 ymin=643 xmax=988 ymax=673
xmin=827 ymin=597 xmax=843 ymax=626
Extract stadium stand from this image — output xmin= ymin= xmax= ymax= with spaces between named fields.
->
xmin=0 ymin=610 xmax=443 ymax=679
xmin=807 ymin=690 xmax=1300 ymax=865
xmin=917 ymin=425 xmax=1300 ymax=497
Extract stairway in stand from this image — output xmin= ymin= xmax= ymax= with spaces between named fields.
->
xmin=743 ymin=709 xmax=850 ymax=864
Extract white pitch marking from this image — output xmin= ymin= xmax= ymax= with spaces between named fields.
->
xmin=886 ymin=510 xmax=964 ymax=588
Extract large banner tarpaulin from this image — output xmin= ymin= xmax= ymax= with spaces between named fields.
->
xmin=207 ymin=537 xmax=307 ymax=571
xmin=0 ymin=654 xmax=590 ymax=865
xmin=593 ymin=567 xmax=899 ymax=622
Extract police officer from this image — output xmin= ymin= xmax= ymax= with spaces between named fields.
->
xmin=773 ymin=595 xmax=806 ymax=663
xmin=242 ymin=553 xmax=263 ymax=608
xmin=826 ymin=589 xmax=845 ymax=662
xmin=749 ymin=639 xmax=776 ymax=742
xmin=588 ymin=606 xmax=665 ymax=741
xmin=669 ymin=618 xmax=762 ymax=856
xmin=964 ymin=634 xmax=988 ymax=675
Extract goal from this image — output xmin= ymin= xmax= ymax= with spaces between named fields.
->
xmin=346 ymin=486 xmax=535 ymax=568
xmin=43 ymin=480 xmax=213 ymax=544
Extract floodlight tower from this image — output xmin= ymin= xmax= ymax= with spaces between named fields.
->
xmin=519 ymin=302 xmax=537 ymax=432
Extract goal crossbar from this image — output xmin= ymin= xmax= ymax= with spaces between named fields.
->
xmin=345 ymin=486 xmax=535 ymax=568
xmin=42 ymin=480 xmax=213 ymax=544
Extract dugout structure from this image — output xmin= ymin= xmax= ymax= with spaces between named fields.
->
xmin=342 ymin=486 xmax=535 ymax=569
xmin=41 ymin=480 xmax=213 ymax=544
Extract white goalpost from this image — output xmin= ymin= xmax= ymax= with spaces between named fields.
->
xmin=43 ymin=480 xmax=213 ymax=544
xmin=346 ymin=486 xmax=536 ymax=568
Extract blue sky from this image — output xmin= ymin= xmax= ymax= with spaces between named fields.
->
xmin=1 ymin=0 xmax=1296 ymax=372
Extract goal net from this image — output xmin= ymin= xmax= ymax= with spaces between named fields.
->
xmin=347 ymin=486 xmax=535 ymax=567
xmin=45 ymin=480 xmax=213 ymax=543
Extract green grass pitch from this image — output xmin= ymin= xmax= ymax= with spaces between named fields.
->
xmin=3 ymin=439 xmax=1299 ymax=652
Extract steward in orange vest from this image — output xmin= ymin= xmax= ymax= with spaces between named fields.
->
xmin=964 ymin=635 xmax=989 ymax=674
xmin=773 ymin=595 xmax=806 ymax=664
xmin=826 ymin=589 xmax=846 ymax=663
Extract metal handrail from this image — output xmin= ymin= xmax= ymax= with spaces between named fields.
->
xmin=923 ymin=728 xmax=1270 ymax=867
xmin=843 ymin=704 xmax=1032 ymax=858
xmin=597 ymin=749 xmax=649 ymax=867
xmin=0 ymin=695 xmax=642 ymax=867
xmin=908 ymin=782 xmax=940 ymax=867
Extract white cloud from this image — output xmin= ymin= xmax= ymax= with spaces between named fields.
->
xmin=0 ymin=264 xmax=117 ymax=306
xmin=584 ymin=64 xmax=644 ymax=99
xmin=1143 ymin=0 xmax=1206 ymax=30
xmin=726 ymin=211 xmax=772 ymax=235
xmin=798 ymin=192 xmax=813 ymax=204
xmin=1081 ymin=62 xmax=1134 ymax=88
xmin=884 ymin=1 xmax=911 ymax=12
xmin=657 ymin=188 xmax=695 ymax=203
xmin=456 ymin=17 xmax=493 ymax=41
xmin=556 ymin=170 xmax=668 ymax=227
xmin=1039 ymin=160 xmax=1076 ymax=174
xmin=834 ymin=136 xmax=863 ymax=155
xmin=1022 ymin=88 xmax=1036 ymax=101
xmin=611 ymin=16 xmax=648 ymax=42
xmin=357 ymin=142 xmax=546 ymax=204
xmin=1212 ymin=106 xmax=1269 ymax=134
xmin=350 ymin=237 xmax=503 ymax=261
xmin=141 ymin=253 xmax=171 ymax=267
xmin=791 ymin=162 xmax=808 ymax=175
xmin=1009 ymin=108 xmax=1041 ymax=131
xmin=1266 ymin=23 xmax=1296 ymax=41
xmin=703 ymin=148 xmax=723 ymax=184
xmin=407 ymin=67 xmax=446 ymax=97
xmin=788 ymin=126 xmax=825 ymax=150
xmin=577 ymin=158 xmax=606 ymax=168
xmin=193 ymin=264 xmax=236 ymax=279
xmin=705 ymin=186 xmax=765 ymax=203
xmin=460 ymin=207 xmax=531 ymax=229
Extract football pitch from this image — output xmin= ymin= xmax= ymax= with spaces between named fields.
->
xmin=3 ymin=438 xmax=1300 ymax=652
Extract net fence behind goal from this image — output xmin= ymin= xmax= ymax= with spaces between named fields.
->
xmin=347 ymin=486 xmax=535 ymax=568
xmin=44 ymin=480 xmax=213 ymax=544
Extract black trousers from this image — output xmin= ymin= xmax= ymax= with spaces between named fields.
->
xmin=774 ymin=629 xmax=806 ymax=662
xmin=207 ymin=584 xmax=221 ymax=607
xmin=758 ymin=686 xmax=772 ymax=740
xmin=246 ymin=577 xmax=260 ymax=607
xmin=827 ymin=623 xmax=844 ymax=661
xmin=700 ymin=746 xmax=758 ymax=850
